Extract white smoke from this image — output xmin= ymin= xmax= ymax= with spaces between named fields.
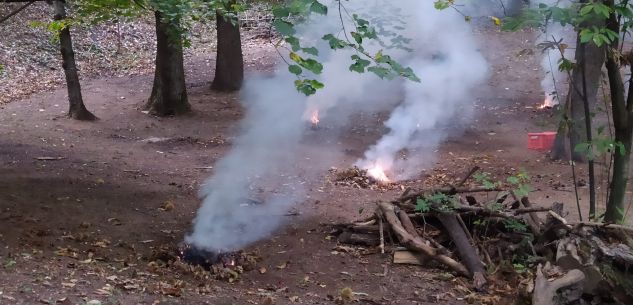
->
xmin=535 ymin=0 xmax=573 ymax=106
xmin=355 ymin=1 xmax=488 ymax=179
xmin=186 ymin=73 xmax=306 ymax=251
xmin=187 ymin=0 xmax=490 ymax=251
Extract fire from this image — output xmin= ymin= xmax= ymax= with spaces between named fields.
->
xmin=367 ymin=164 xmax=390 ymax=183
xmin=538 ymin=94 xmax=558 ymax=109
xmin=310 ymin=110 xmax=320 ymax=125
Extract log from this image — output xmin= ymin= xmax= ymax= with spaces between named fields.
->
xmin=393 ymin=250 xmax=426 ymax=265
xmin=377 ymin=202 xmax=469 ymax=277
xmin=533 ymin=264 xmax=585 ymax=305
xmin=437 ymin=212 xmax=487 ymax=290
xmin=338 ymin=231 xmax=380 ymax=246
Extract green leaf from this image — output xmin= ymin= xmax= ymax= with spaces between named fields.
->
xmin=285 ymin=36 xmax=301 ymax=51
xmin=434 ymin=0 xmax=451 ymax=10
xmin=507 ymin=176 xmax=520 ymax=185
xmin=302 ymin=47 xmax=319 ymax=56
xmin=415 ymin=198 xmax=430 ymax=212
xmin=367 ymin=66 xmax=393 ymax=79
xmin=273 ymin=19 xmax=295 ymax=36
xmin=300 ymin=58 xmax=323 ymax=74
xmin=580 ymin=4 xmax=593 ymax=16
xmin=351 ymin=31 xmax=363 ymax=44
xmin=272 ymin=7 xmax=290 ymax=18
xmin=349 ymin=55 xmax=371 ymax=73
xmin=322 ymin=34 xmax=347 ymax=49
xmin=310 ymin=1 xmax=328 ymax=15
xmin=288 ymin=65 xmax=302 ymax=75
xmin=579 ymin=29 xmax=593 ymax=44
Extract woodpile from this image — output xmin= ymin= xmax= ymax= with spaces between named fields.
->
xmin=332 ymin=167 xmax=633 ymax=305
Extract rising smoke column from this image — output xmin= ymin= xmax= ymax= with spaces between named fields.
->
xmin=186 ymin=73 xmax=307 ymax=251
xmin=535 ymin=0 xmax=573 ymax=107
xmin=356 ymin=1 xmax=488 ymax=180
xmin=187 ymin=0 xmax=490 ymax=251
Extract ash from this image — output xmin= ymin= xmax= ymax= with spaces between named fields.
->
xmin=178 ymin=243 xmax=235 ymax=269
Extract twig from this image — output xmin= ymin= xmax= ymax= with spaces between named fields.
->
xmin=0 ymin=1 xmax=35 ymax=25
xmin=457 ymin=166 xmax=481 ymax=187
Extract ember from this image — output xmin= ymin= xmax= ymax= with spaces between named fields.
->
xmin=178 ymin=243 xmax=236 ymax=269
xmin=310 ymin=109 xmax=320 ymax=126
xmin=538 ymin=93 xmax=558 ymax=109
xmin=366 ymin=164 xmax=390 ymax=183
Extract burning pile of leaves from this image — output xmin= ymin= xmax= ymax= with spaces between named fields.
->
xmin=150 ymin=243 xmax=261 ymax=283
xmin=332 ymin=167 xmax=633 ymax=305
xmin=329 ymin=166 xmax=397 ymax=190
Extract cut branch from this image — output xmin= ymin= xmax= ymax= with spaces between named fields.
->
xmin=377 ymin=202 xmax=469 ymax=277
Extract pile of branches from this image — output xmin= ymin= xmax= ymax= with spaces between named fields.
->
xmin=333 ymin=167 xmax=633 ymax=305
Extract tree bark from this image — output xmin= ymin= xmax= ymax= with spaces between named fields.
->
xmin=145 ymin=11 xmax=190 ymax=116
xmin=604 ymin=0 xmax=633 ymax=223
xmin=551 ymin=26 xmax=604 ymax=161
xmin=53 ymin=0 xmax=96 ymax=121
xmin=211 ymin=9 xmax=244 ymax=92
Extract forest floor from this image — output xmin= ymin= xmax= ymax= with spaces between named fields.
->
xmin=0 ymin=15 xmax=629 ymax=305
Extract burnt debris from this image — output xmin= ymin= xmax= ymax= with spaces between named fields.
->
xmin=177 ymin=243 xmax=235 ymax=270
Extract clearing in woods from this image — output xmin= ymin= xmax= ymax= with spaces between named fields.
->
xmin=0 ymin=18 xmax=613 ymax=305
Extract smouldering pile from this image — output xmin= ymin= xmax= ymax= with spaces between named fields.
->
xmin=329 ymin=166 xmax=391 ymax=189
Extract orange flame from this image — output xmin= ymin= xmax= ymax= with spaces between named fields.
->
xmin=310 ymin=110 xmax=320 ymax=125
xmin=538 ymin=94 xmax=558 ymax=109
xmin=367 ymin=164 xmax=390 ymax=183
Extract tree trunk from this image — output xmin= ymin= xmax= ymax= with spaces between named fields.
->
xmin=604 ymin=0 xmax=632 ymax=223
xmin=211 ymin=9 xmax=244 ymax=92
xmin=145 ymin=11 xmax=190 ymax=116
xmin=551 ymin=28 xmax=604 ymax=161
xmin=53 ymin=0 xmax=96 ymax=121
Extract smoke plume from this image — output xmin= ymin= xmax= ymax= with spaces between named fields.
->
xmin=534 ymin=0 xmax=573 ymax=106
xmin=187 ymin=0 xmax=489 ymax=251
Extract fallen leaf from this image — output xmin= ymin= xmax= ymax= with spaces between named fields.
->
xmin=160 ymin=201 xmax=174 ymax=211
xmin=259 ymin=267 xmax=267 ymax=274
xmin=289 ymin=296 xmax=299 ymax=302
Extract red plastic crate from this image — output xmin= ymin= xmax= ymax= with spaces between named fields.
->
xmin=528 ymin=132 xmax=557 ymax=151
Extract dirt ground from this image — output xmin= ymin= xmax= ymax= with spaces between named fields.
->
xmin=0 ymin=22 xmax=628 ymax=305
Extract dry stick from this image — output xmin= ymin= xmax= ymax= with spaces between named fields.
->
xmin=456 ymin=166 xmax=481 ymax=187
xmin=436 ymin=212 xmax=487 ymax=290
xmin=398 ymin=187 xmax=503 ymax=204
xmin=510 ymin=191 xmax=542 ymax=236
xmin=569 ymin=221 xmax=633 ymax=234
xmin=520 ymin=197 xmax=542 ymax=228
xmin=378 ymin=202 xmax=469 ymax=277
xmin=0 ymin=0 xmax=35 ymax=24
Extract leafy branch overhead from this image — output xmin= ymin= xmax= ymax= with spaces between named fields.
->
xmin=271 ymin=0 xmax=420 ymax=95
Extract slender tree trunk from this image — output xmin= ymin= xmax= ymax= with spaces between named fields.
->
xmin=551 ymin=24 xmax=604 ymax=161
xmin=53 ymin=0 xmax=96 ymax=121
xmin=145 ymin=11 xmax=190 ymax=116
xmin=579 ymin=42 xmax=597 ymax=220
xmin=604 ymin=0 xmax=632 ymax=223
xmin=211 ymin=9 xmax=244 ymax=92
